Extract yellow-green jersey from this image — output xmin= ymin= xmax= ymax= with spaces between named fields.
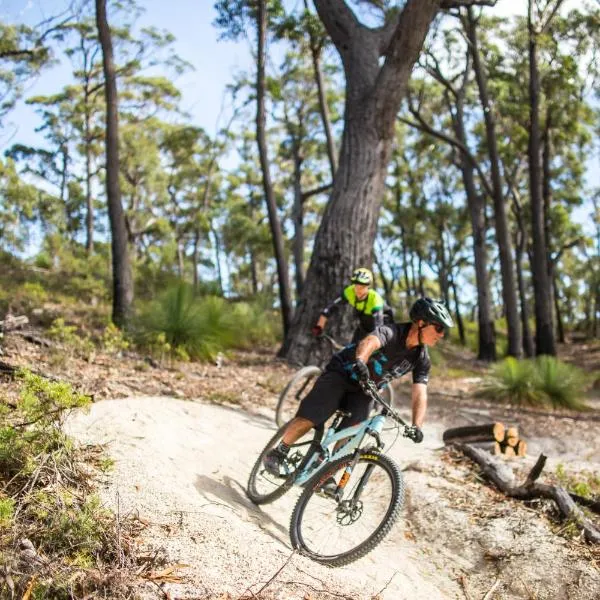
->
xmin=321 ymin=285 xmax=386 ymax=334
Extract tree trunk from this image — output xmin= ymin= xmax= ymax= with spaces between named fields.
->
xmin=192 ymin=229 xmax=199 ymax=289
xmin=282 ymin=0 xmax=439 ymax=363
xmin=211 ymin=224 xmax=224 ymax=295
xmin=467 ymin=8 xmax=521 ymax=357
xmin=453 ymin=99 xmax=496 ymax=360
xmin=95 ymin=0 xmax=133 ymax=328
xmin=515 ymin=223 xmax=535 ymax=357
xmin=291 ymin=138 xmax=305 ymax=299
xmin=552 ymin=273 xmax=565 ymax=343
xmin=527 ymin=1 xmax=556 ymax=355
xmin=450 ymin=277 xmax=466 ymax=345
xmin=303 ymin=0 xmax=337 ymax=179
xmin=256 ymin=0 xmax=293 ymax=337
xmin=84 ymin=88 xmax=94 ymax=255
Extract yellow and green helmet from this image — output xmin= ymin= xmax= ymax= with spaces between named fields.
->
xmin=350 ymin=267 xmax=373 ymax=286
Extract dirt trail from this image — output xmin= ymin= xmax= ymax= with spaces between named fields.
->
xmin=66 ymin=395 xmax=600 ymax=600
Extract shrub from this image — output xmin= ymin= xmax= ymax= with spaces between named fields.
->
xmin=533 ymin=356 xmax=589 ymax=410
xmin=0 ymin=371 xmax=142 ymax=596
xmin=135 ymin=284 xmax=281 ymax=361
xmin=478 ymin=357 xmax=543 ymax=406
xmin=478 ymin=356 xmax=589 ymax=409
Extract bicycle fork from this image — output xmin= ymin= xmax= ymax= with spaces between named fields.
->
xmin=332 ymin=448 xmax=375 ymax=504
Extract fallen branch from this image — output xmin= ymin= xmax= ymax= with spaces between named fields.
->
xmin=456 ymin=445 xmax=600 ymax=544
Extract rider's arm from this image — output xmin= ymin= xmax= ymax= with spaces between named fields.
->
xmin=355 ymin=334 xmax=382 ymax=363
xmin=411 ymin=383 xmax=428 ymax=428
xmin=372 ymin=307 xmax=384 ymax=328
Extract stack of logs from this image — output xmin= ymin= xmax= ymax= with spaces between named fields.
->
xmin=443 ymin=423 xmax=527 ymax=457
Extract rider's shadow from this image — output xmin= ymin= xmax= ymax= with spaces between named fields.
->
xmin=193 ymin=474 xmax=290 ymax=546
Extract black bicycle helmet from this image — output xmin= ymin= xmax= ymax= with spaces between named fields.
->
xmin=409 ymin=297 xmax=454 ymax=328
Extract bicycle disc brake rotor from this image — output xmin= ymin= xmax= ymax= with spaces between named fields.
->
xmin=336 ymin=500 xmax=364 ymax=526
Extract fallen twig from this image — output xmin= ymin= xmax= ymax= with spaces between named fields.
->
xmin=456 ymin=445 xmax=600 ymax=544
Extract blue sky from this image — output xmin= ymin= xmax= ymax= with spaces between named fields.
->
xmin=1 ymin=0 xmax=255 ymax=149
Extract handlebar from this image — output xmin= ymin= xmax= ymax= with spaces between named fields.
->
xmin=316 ymin=333 xmax=344 ymax=352
xmin=359 ymin=378 xmax=421 ymax=441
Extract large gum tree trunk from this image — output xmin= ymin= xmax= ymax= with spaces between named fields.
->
xmin=282 ymin=0 xmax=440 ymax=364
xmin=528 ymin=1 xmax=556 ymax=356
xmin=95 ymin=0 xmax=133 ymax=327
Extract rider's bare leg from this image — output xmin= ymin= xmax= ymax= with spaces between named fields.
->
xmin=281 ymin=417 xmax=314 ymax=446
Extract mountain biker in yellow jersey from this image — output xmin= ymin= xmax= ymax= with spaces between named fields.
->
xmin=311 ymin=268 xmax=392 ymax=344
xmin=265 ymin=298 xmax=455 ymax=480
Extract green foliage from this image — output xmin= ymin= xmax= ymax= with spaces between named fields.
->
xmin=478 ymin=357 xmax=542 ymax=405
xmin=478 ymin=356 xmax=589 ymax=409
xmin=534 ymin=356 xmax=589 ymax=410
xmin=47 ymin=317 xmax=95 ymax=360
xmin=135 ymin=283 xmax=280 ymax=360
xmin=101 ymin=323 xmax=130 ymax=354
xmin=0 ymin=370 xmax=138 ymax=596
xmin=555 ymin=463 xmax=600 ymax=500
xmin=0 ymin=495 xmax=15 ymax=526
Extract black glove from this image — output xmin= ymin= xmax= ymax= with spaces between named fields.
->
xmin=351 ymin=359 xmax=370 ymax=382
xmin=406 ymin=425 xmax=424 ymax=444
xmin=311 ymin=325 xmax=323 ymax=337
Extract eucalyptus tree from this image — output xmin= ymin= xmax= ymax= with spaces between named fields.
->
xmin=463 ymin=7 xmax=521 ymax=357
xmin=273 ymin=46 xmax=339 ymax=297
xmin=0 ymin=159 xmax=42 ymax=253
xmin=526 ymin=0 xmax=565 ymax=355
xmin=0 ymin=15 xmax=62 ymax=130
xmin=95 ymin=0 xmax=132 ymax=327
xmin=401 ymin=34 xmax=498 ymax=360
xmin=282 ymin=0 xmax=497 ymax=364
xmin=214 ymin=0 xmax=293 ymax=335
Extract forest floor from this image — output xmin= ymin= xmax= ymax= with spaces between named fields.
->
xmin=2 ymin=326 xmax=600 ymax=599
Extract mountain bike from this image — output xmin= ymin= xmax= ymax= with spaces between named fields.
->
xmin=274 ymin=333 xmax=395 ymax=427
xmin=247 ymin=378 xmax=415 ymax=567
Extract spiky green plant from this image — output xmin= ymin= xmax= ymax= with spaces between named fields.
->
xmin=533 ymin=356 xmax=588 ymax=410
xmin=135 ymin=284 xmax=281 ymax=360
xmin=478 ymin=357 xmax=544 ymax=406
xmin=478 ymin=356 xmax=590 ymax=409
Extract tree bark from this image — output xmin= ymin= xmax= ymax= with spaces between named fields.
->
xmin=291 ymin=132 xmax=305 ymax=299
xmin=450 ymin=277 xmax=466 ymax=345
xmin=256 ymin=0 xmax=293 ymax=337
xmin=452 ymin=92 xmax=496 ymax=360
xmin=282 ymin=0 xmax=440 ymax=363
xmin=466 ymin=8 xmax=521 ymax=357
xmin=95 ymin=0 xmax=133 ymax=328
xmin=527 ymin=0 xmax=556 ymax=355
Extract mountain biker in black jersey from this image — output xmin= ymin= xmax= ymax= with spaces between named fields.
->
xmin=311 ymin=267 xmax=393 ymax=344
xmin=265 ymin=297 xmax=455 ymax=479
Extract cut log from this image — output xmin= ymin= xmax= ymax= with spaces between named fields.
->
xmin=456 ymin=447 xmax=600 ymax=544
xmin=515 ymin=439 xmax=527 ymax=457
xmin=502 ymin=445 xmax=516 ymax=457
xmin=443 ymin=423 xmax=505 ymax=445
xmin=504 ymin=426 xmax=519 ymax=447
xmin=468 ymin=441 xmax=502 ymax=455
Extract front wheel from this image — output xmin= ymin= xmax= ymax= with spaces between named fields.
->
xmin=275 ymin=365 xmax=322 ymax=428
xmin=289 ymin=451 xmax=404 ymax=567
xmin=246 ymin=422 xmax=322 ymax=505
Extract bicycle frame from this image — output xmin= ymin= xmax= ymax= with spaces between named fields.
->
xmin=293 ymin=412 xmax=387 ymax=486
xmin=292 ymin=380 xmax=407 ymax=487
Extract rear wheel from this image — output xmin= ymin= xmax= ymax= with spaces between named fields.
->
xmin=246 ymin=422 xmax=322 ymax=505
xmin=275 ymin=366 xmax=322 ymax=428
xmin=289 ymin=451 xmax=404 ymax=566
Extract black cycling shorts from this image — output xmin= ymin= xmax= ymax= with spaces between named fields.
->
xmin=295 ymin=368 xmax=372 ymax=429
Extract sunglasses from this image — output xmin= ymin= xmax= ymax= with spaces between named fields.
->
xmin=431 ymin=323 xmax=445 ymax=334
